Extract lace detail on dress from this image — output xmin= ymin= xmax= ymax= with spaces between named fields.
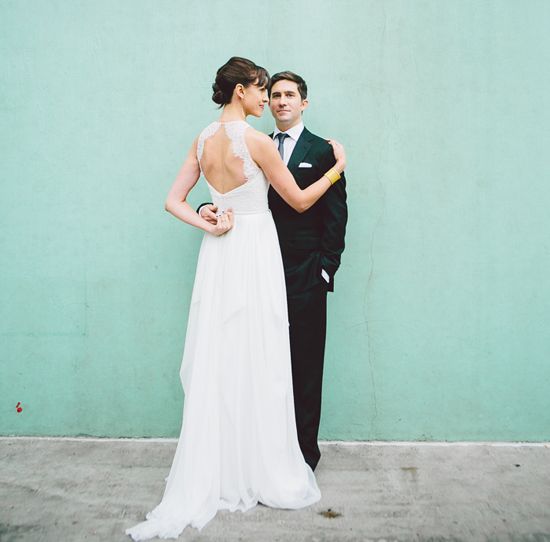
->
xmin=223 ymin=121 xmax=261 ymax=181
xmin=196 ymin=122 xmax=220 ymax=162
xmin=196 ymin=121 xmax=260 ymax=182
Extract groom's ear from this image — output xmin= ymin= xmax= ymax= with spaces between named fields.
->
xmin=301 ymin=99 xmax=309 ymax=114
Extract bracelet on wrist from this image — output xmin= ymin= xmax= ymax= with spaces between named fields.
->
xmin=324 ymin=167 xmax=341 ymax=185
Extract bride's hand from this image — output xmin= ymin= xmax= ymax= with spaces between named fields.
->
xmin=327 ymin=139 xmax=346 ymax=174
xmin=200 ymin=204 xmax=218 ymax=225
xmin=209 ymin=209 xmax=234 ymax=236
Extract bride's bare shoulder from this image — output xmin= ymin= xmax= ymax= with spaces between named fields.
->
xmin=244 ymin=127 xmax=272 ymax=149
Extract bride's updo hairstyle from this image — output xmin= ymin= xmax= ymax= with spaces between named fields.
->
xmin=212 ymin=56 xmax=270 ymax=108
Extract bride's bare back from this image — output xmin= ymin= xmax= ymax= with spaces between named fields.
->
xmin=199 ymin=122 xmax=248 ymax=194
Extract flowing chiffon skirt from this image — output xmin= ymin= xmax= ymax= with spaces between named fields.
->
xmin=125 ymin=210 xmax=320 ymax=540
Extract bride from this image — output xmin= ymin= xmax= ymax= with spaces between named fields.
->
xmin=125 ymin=57 xmax=346 ymax=540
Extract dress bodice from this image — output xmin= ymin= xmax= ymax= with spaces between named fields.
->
xmin=197 ymin=120 xmax=269 ymax=214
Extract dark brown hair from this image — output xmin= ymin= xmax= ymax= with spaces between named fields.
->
xmin=212 ymin=57 xmax=270 ymax=108
xmin=268 ymin=71 xmax=308 ymax=100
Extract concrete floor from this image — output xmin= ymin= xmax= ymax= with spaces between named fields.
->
xmin=1 ymin=438 xmax=549 ymax=542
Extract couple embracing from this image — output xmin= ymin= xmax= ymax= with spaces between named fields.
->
xmin=126 ymin=56 xmax=348 ymax=540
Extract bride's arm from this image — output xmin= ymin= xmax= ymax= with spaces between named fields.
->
xmin=246 ymin=130 xmax=346 ymax=213
xmin=164 ymin=139 xmax=232 ymax=235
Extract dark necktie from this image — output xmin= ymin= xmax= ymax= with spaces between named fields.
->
xmin=275 ymin=132 xmax=289 ymax=161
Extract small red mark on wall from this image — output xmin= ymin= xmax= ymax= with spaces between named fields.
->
xmin=16 ymin=402 xmax=23 ymax=413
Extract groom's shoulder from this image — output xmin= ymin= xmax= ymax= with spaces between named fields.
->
xmin=303 ymin=127 xmax=331 ymax=149
xmin=303 ymin=127 xmax=333 ymax=156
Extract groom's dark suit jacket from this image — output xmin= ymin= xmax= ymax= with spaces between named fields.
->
xmin=268 ymin=127 xmax=347 ymax=296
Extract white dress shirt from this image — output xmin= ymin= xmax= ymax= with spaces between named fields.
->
xmin=272 ymin=122 xmax=304 ymax=166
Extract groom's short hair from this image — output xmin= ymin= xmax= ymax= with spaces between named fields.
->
xmin=269 ymin=71 xmax=308 ymax=100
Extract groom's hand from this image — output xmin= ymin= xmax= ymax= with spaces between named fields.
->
xmin=199 ymin=204 xmax=218 ymax=225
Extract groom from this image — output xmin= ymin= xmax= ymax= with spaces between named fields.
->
xmin=200 ymin=71 xmax=347 ymax=470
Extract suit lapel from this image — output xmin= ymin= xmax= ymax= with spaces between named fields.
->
xmin=287 ymin=128 xmax=314 ymax=172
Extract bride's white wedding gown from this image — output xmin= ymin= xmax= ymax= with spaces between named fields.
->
xmin=125 ymin=120 xmax=321 ymax=540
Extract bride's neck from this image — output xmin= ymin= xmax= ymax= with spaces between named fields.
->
xmin=219 ymin=102 xmax=247 ymax=122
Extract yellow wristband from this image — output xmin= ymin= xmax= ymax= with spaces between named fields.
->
xmin=324 ymin=168 xmax=341 ymax=185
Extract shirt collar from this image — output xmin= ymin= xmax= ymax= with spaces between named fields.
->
xmin=273 ymin=121 xmax=304 ymax=141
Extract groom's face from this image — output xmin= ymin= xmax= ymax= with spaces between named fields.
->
xmin=269 ymin=80 xmax=308 ymax=129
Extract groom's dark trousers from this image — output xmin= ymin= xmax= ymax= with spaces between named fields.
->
xmin=268 ymin=127 xmax=347 ymax=471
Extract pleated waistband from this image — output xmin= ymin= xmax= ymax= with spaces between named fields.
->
xmin=221 ymin=208 xmax=271 ymax=216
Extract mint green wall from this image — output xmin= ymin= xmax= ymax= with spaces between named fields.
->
xmin=1 ymin=1 xmax=549 ymax=440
